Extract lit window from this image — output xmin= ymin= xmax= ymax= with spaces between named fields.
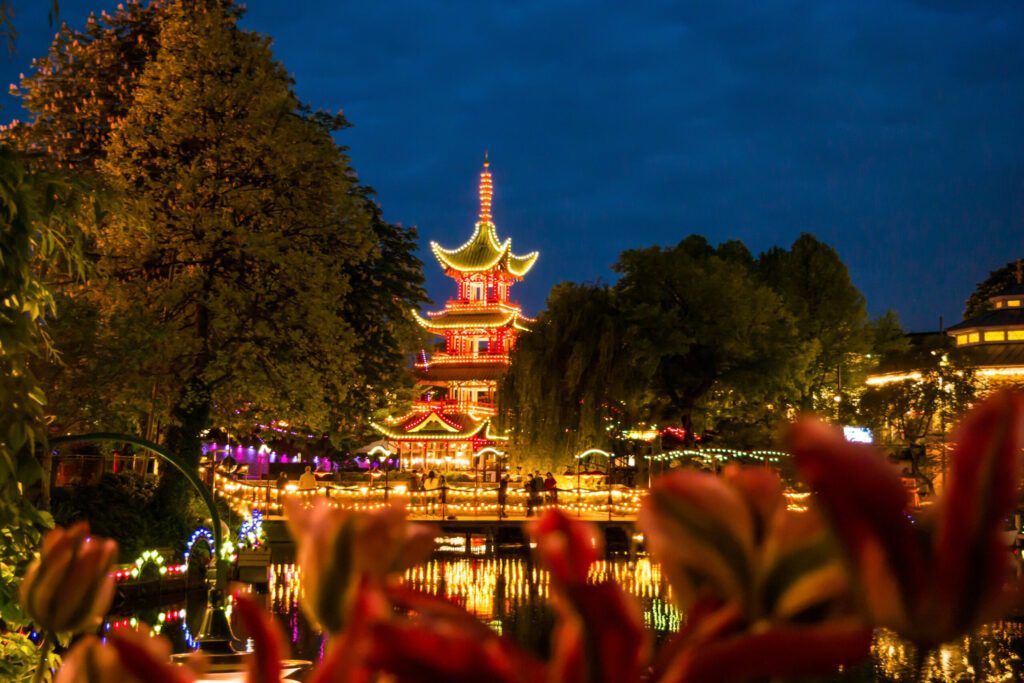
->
xmin=996 ymin=301 xmax=1004 ymax=308
xmin=1008 ymin=330 xmax=1024 ymax=341
xmin=984 ymin=331 xmax=1005 ymax=342
xmin=968 ymin=332 xmax=980 ymax=343
xmin=956 ymin=334 xmax=968 ymax=345
xmin=1009 ymin=300 xmax=1021 ymax=308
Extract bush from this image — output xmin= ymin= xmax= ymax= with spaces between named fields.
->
xmin=51 ymin=473 xmax=198 ymax=559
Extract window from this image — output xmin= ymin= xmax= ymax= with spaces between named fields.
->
xmin=1008 ymin=330 xmax=1024 ymax=341
xmin=956 ymin=334 xmax=968 ymax=345
xmin=1009 ymin=300 xmax=1021 ymax=308
xmin=984 ymin=330 xmax=1005 ymax=342
xmin=968 ymin=332 xmax=980 ymax=343
xmin=477 ymin=339 xmax=489 ymax=353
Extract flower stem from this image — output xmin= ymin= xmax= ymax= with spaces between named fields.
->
xmin=31 ymin=631 xmax=55 ymax=683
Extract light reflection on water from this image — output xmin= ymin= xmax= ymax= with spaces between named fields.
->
xmin=108 ymin=555 xmax=1024 ymax=681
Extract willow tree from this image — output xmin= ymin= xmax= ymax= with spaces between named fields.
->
xmin=502 ymin=283 xmax=633 ymax=467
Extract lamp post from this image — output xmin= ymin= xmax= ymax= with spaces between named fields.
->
xmin=50 ymin=434 xmax=235 ymax=656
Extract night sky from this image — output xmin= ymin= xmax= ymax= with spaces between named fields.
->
xmin=3 ymin=1 xmax=1022 ymax=331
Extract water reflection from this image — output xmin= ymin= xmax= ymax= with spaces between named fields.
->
xmin=105 ymin=555 xmax=1024 ymax=681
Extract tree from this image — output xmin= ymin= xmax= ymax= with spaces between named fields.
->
xmin=0 ymin=149 xmax=91 ymax=680
xmin=8 ymin=0 xmax=425 ymax=458
xmin=964 ymin=258 xmax=1023 ymax=319
xmin=502 ymin=283 xmax=632 ymax=469
xmin=615 ymin=236 xmax=809 ymax=444
xmin=758 ymin=234 xmax=869 ymax=413
xmin=858 ymin=346 xmax=975 ymax=495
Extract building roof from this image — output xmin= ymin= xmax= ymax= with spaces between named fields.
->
xmin=429 ymin=159 xmax=538 ymax=277
xmin=947 ymin=308 xmax=1024 ymax=332
xmin=370 ymin=410 xmax=501 ymax=442
xmin=430 ymin=222 xmax=538 ymax=277
xmin=412 ymin=307 xmax=532 ymax=333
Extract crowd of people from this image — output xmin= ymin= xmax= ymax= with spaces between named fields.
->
xmin=269 ymin=463 xmax=569 ymax=519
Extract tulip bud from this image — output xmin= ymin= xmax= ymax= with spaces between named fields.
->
xmin=285 ymin=499 xmax=433 ymax=633
xmin=55 ymin=629 xmax=196 ymax=683
xmin=19 ymin=522 xmax=118 ymax=634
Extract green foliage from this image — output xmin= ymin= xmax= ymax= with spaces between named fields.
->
xmin=505 ymin=236 xmax=820 ymax=463
xmin=0 ymin=631 xmax=60 ymax=683
xmin=616 ymin=236 xmax=808 ymax=441
xmin=963 ymin=258 xmax=1023 ymax=318
xmin=502 ymin=283 xmax=630 ymax=467
xmin=8 ymin=0 xmax=424 ymax=451
xmin=858 ymin=344 xmax=976 ymax=493
xmin=757 ymin=233 xmax=869 ymax=412
xmin=51 ymin=472 xmax=195 ymax=558
xmin=0 ymin=147 xmax=89 ymax=656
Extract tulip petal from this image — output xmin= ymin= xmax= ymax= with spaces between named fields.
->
xmin=788 ymin=418 xmax=923 ymax=626
xmin=639 ymin=472 xmax=755 ymax=610
xmin=933 ymin=390 xmax=1024 ymax=634
xmin=109 ymin=631 xmax=192 ymax=683
xmin=234 ymin=593 xmax=286 ymax=683
xmin=658 ymin=621 xmax=873 ymax=683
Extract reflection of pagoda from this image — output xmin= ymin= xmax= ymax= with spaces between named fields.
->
xmin=372 ymin=157 xmax=538 ymax=470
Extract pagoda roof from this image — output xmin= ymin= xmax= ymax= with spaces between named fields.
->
xmin=431 ymin=222 xmax=538 ymax=277
xmin=414 ymin=361 xmax=509 ymax=382
xmin=412 ymin=307 xmax=533 ymax=333
xmin=370 ymin=410 xmax=505 ymax=442
xmin=947 ymin=308 xmax=1024 ymax=332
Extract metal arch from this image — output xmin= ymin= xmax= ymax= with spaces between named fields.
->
xmin=574 ymin=448 xmax=614 ymax=460
xmin=49 ymin=432 xmax=223 ymax=584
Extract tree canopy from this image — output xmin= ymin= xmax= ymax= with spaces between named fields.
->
xmin=503 ymin=235 xmax=846 ymax=465
xmin=6 ymin=0 xmax=425 ymax=454
xmin=963 ymin=258 xmax=1023 ymax=319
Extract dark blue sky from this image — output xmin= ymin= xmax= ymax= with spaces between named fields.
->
xmin=4 ymin=1 xmax=1023 ymax=331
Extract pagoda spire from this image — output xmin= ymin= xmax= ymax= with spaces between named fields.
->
xmin=479 ymin=152 xmax=493 ymax=224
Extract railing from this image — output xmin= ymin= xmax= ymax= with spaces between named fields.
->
xmin=212 ymin=471 xmax=641 ymax=520
xmin=409 ymin=398 xmax=497 ymax=416
xmin=414 ymin=352 xmax=511 ymax=367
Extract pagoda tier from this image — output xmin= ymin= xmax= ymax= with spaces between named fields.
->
xmin=431 ymin=222 xmax=538 ymax=279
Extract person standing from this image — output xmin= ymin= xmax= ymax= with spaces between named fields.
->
xmin=544 ymin=471 xmax=557 ymax=506
xmin=298 ymin=465 xmax=317 ymax=490
xmin=497 ymin=474 xmax=509 ymax=519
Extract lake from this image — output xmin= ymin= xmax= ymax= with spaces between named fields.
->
xmin=107 ymin=553 xmax=1024 ymax=681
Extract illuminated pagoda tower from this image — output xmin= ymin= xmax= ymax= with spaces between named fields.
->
xmin=372 ymin=157 xmax=538 ymax=471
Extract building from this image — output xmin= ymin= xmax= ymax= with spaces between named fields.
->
xmin=946 ymin=267 xmax=1024 ymax=386
xmin=866 ymin=266 xmax=1024 ymax=390
xmin=371 ymin=158 xmax=538 ymax=472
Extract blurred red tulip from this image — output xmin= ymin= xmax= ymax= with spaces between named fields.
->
xmin=233 ymin=593 xmax=286 ymax=683
xmin=789 ymin=389 xmax=1024 ymax=648
xmin=284 ymin=499 xmax=433 ymax=633
xmin=56 ymin=629 xmax=196 ymax=683
xmin=361 ymin=584 xmax=545 ymax=683
xmin=20 ymin=522 xmax=118 ymax=634
xmin=530 ymin=510 xmax=648 ymax=683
